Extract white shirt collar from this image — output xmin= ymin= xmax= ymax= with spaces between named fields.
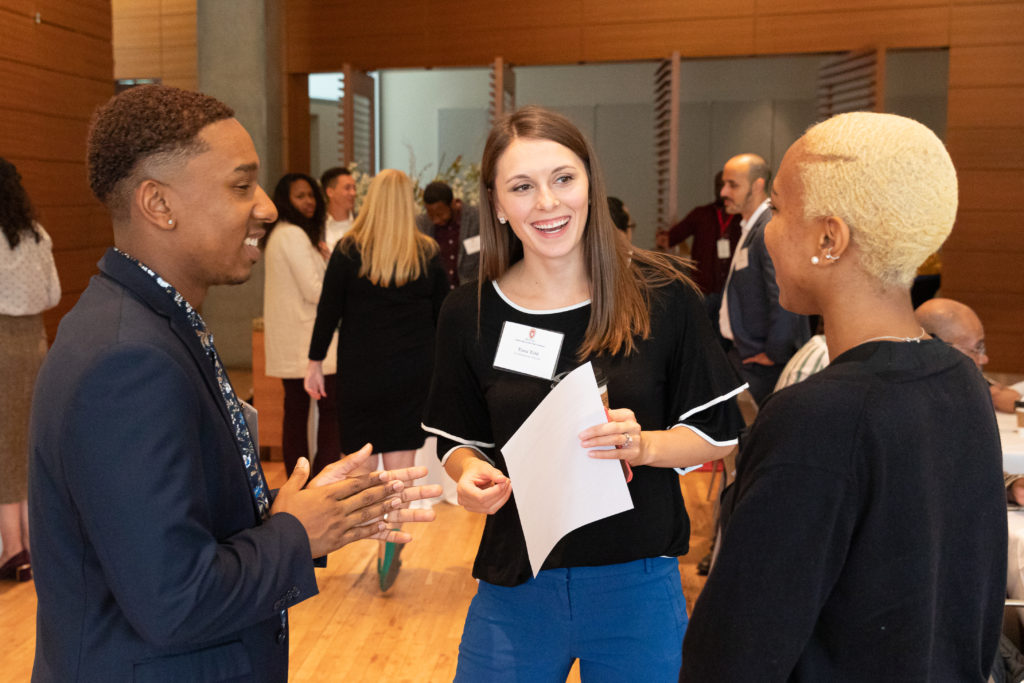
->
xmin=741 ymin=198 xmax=771 ymax=233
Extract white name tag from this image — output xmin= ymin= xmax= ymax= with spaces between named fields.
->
xmin=493 ymin=321 xmax=564 ymax=380
xmin=733 ymin=246 xmax=749 ymax=271
xmin=463 ymin=234 xmax=481 ymax=255
xmin=716 ymin=238 xmax=731 ymax=259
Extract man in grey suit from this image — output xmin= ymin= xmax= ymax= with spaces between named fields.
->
xmin=416 ymin=180 xmax=480 ymax=291
xmin=718 ymin=153 xmax=809 ymax=405
xmin=29 ymin=85 xmax=440 ymax=682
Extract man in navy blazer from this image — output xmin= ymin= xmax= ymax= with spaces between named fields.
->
xmin=717 ymin=154 xmax=809 ymax=404
xmin=28 ymin=86 xmax=440 ymax=682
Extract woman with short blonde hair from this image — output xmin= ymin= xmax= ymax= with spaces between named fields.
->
xmin=682 ymin=112 xmax=1004 ymax=680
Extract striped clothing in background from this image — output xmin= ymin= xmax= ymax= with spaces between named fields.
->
xmin=774 ymin=334 xmax=830 ymax=391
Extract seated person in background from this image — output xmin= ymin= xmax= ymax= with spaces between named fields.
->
xmin=915 ymin=297 xmax=1022 ymax=413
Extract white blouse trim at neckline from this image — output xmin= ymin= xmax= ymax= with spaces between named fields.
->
xmin=490 ymin=280 xmax=591 ymax=315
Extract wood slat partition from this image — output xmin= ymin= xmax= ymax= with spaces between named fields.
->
xmin=489 ymin=57 xmax=515 ymax=124
xmin=816 ymin=49 xmax=883 ymax=119
xmin=654 ymin=53 xmax=680 ymax=230
xmin=0 ymin=1 xmax=113 ymax=338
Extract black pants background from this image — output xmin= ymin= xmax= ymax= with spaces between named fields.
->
xmin=281 ymin=375 xmax=340 ymax=478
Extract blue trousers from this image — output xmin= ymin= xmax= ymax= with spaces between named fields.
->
xmin=455 ymin=557 xmax=687 ymax=682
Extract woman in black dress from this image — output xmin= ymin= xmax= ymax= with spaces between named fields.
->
xmin=306 ymin=168 xmax=447 ymax=590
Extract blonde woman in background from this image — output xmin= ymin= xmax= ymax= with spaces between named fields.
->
xmin=0 ymin=158 xmax=60 ymax=581
xmin=306 ymin=169 xmax=448 ymax=591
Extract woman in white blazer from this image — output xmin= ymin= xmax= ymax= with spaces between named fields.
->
xmin=263 ymin=173 xmax=340 ymax=477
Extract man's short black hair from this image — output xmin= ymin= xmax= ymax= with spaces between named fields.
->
xmin=320 ymin=166 xmax=352 ymax=191
xmin=423 ymin=180 xmax=454 ymax=206
xmin=87 ymin=85 xmax=234 ymax=215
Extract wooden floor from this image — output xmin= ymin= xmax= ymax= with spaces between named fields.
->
xmin=0 ymin=466 xmax=716 ymax=683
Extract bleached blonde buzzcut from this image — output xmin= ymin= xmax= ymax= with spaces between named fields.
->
xmin=797 ymin=112 xmax=957 ymax=287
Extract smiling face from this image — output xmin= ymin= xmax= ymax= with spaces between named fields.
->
xmin=327 ymin=173 xmax=356 ymax=218
xmin=158 ymin=118 xmax=276 ymax=302
xmin=492 ymin=137 xmax=590 ymax=265
xmin=289 ymin=178 xmax=317 ymax=219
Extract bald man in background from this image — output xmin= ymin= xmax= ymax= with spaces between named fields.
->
xmin=915 ymin=297 xmax=1021 ymax=414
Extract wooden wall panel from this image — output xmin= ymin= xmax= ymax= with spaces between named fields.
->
xmin=955 ymin=170 xmax=1024 ymax=211
xmin=0 ymin=11 xmax=112 ymax=80
xmin=14 ymin=160 xmax=97 ymax=209
xmin=52 ymin=246 xmax=108 ymax=298
xmin=431 ymin=27 xmax=584 ymax=67
xmin=112 ymin=0 xmax=195 ymax=89
xmin=951 ymin=2 xmax=1024 ymax=45
xmin=306 ymin=0 xmax=430 ymax=36
xmin=949 ymin=45 xmax=1024 ymax=86
xmin=754 ymin=7 xmax=950 ymax=54
xmin=948 ymin=87 xmax=1024 ymax=127
xmin=582 ymin=0 xmax=753 ymax=23
xmin=0 ymin=110 xmax=91 ymax=162
xmin=1 ymin=0 xmax=113 ymax=338
xmin=940 ymin=250 xmax=1024 ymax=294
xmin=768 ymin=0 xmax=944 ymax=10
xmin=946 ymin=127 xmax=1024 ymax=169
xmin=0 ymin=61 xmax=110 ymax=120
xmin=944 ymin=211 xmax=1021 ymax=252
xmin=35 ymin=207 xmax=112 ymax=250
xmin=35 ymin=0 xmax=113 ymax=41
xmin=584 ymin=19 xmax=754 ymax=61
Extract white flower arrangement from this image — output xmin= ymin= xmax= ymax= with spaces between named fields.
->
xmin=348 ymin=154 xmax=481 ymax=213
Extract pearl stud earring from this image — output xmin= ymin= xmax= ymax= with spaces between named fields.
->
xmin=810 ymin=255 xmax=820 ymax=265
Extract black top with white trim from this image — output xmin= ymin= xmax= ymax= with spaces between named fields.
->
xmin=423 ymin=273 xmax=745 ymax=586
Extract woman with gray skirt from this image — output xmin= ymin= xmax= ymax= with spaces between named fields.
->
xmin=0 ymin=157 xmax=60 ymax=582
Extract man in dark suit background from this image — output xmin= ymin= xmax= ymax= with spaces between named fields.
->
xmin=28 ymin=85 xmax=440 ymax=682
xmin=718 ymin=153 xmax=809 ymax=404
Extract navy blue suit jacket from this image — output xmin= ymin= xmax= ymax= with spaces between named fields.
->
xmin=723 ymin=209 xmax=809 ymax=364
xmin=29 ymin=249 xmax=317 ymax=682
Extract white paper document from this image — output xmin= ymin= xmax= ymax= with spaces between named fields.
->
xmin=501 ymin=363 xmax=635 ymax=576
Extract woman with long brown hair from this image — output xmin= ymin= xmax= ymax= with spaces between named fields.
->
xmin=422 ymin=106 xmax=745 ymax=680
xmin=306 ymin=168 xmax=447 ymax=591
